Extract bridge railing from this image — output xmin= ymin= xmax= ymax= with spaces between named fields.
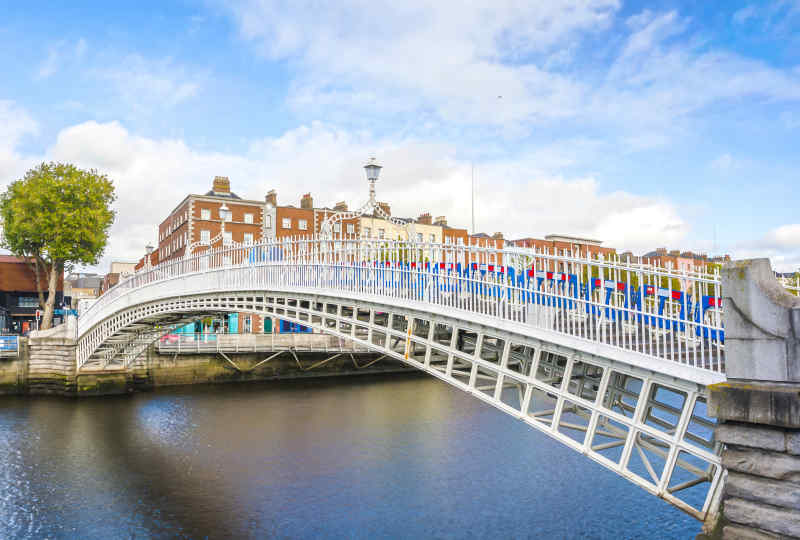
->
xmin=81 ymin=235 xmax=734 ymax=374
xmin=156 ymin=332 xmax=371 ymax=354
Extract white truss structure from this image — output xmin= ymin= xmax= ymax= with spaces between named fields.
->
xmin=75 ymin=235 xmax=743 ymax=521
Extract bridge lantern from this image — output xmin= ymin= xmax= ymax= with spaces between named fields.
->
xmin=364 ymin=158 xmax=382 ymax=183
xmin=219 ymin=203 xmax=231 ymax=222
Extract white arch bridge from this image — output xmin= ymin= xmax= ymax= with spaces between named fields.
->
xmin=77 ymin=236 xmax=731 ymax=521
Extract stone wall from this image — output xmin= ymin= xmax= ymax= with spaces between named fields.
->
xmin=709 ymin=259 xmax=800 ymax=539
xmin=6 ymin=323 xmax=412 ymax=396
xmin=131 ymin=346 xmax=412 ymax=390
xmin=27 ymin=330 xmax=76 ymax=396
xmin=0 ymin=338 xmax=27 ymax=395
xmin=710 ymin=388 xmax=800 ymax=538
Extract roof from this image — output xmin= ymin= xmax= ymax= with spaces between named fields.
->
xmin=203 ymin=189 xmax=242 ymax=199
xmin=544 ymin=234 xmax=603 ymax=245
xmin=0 ymin=255 xmax=27 ymax=263
xmin=70 ymin=276 xmax=103 ymax=289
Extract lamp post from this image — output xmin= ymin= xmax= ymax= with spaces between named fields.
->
xmin=219 ymin=203 xmax=231 ymax=247
xmin=320 ymin=157 xmax=415 ymax=241
xmin=364 ymin=157 xmax=382 ymax=204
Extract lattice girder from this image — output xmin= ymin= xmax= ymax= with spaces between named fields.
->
xmin=77 ymin=290 xmax=723 ymax=520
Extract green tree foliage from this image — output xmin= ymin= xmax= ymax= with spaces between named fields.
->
xmin=0 ymin=162 xmax=115 ymax=329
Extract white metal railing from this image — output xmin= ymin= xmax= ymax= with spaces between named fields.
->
xmin=79 ymin=235 xmax=739 ymax=375
xmin=156 ymin=332 xmax=371 ymax=354
xmin=0 ymin=335 xmax=19 ymax=358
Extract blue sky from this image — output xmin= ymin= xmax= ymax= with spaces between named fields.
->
xmin=1 ymin=0 xmax=799 ymax=270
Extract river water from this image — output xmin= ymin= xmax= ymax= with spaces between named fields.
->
xmin=0 ymin=374 xmax=699 ymax=539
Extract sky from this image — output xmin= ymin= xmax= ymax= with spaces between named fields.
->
xmin=0 ymin=0 xmax=799 ymax=271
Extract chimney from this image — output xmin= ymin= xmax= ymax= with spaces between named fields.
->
xmin=492 ymin=232 xmax=504 ymax=240
xmin=266 ymin=190 xmax=277 ymax=207
xmin=301 ymin=193 xmax=313 ymax=210
xmin=334 ymin=201 xmax=348 ymax=212
xmin=417 ymin=212 xmax=432 ymax=225
xmin=656 ymin=247 xmax=667 ymax=255
xmin=213 ymin=176 xmax=230 ymax=194
xmin=434 ymin=216 xmax=447 ymax=226
xmin=378 ymin=202 xmax=391 ymax=216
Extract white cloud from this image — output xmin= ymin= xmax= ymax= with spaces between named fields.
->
xmin=36 ymin=119 xmax=692 ymax=270
xmin=0 ymin=100 xmax=38 ymax=182
xmin=222 ymin=3 xmax=800 ymax=148
xmin=733 ymin=5 xmax=757 ymax=25
xmin=733 ymin=224 xmax=800 ymax=273
xmin=226 ymin=1 xmax=619 ymax=127
xmin=93 ymin=55 xmax=202 ymax=112
xmin=709 ymin=153 xmax=737 ymax=172
xmin=36 ymin=38 xmax=87 ymax=80
xmin=763 ymin=224 xmax=800 ymax=249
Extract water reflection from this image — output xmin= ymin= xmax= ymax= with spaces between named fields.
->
xmin=1 ymin=375 xmax=699 ymax=539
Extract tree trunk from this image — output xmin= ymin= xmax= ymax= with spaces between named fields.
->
xmin=23 ymin=256 xmax=46 ymax=310
xmin=40 ymin=264 xmax=59 ymax=330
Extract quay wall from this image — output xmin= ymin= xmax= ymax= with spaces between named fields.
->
xmin=0 ymin=334 xmax=413 ymax=397
xmin=706 ymin=259 xmax=800 ymax=539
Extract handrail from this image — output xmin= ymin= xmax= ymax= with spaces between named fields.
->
xmin=77 ymin=235 xmax=739 ymax=374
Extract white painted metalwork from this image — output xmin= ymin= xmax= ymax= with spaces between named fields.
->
xmin=320 ymin=158 xmax=417 ymax=240
xmin=75 ymin=235 xmax=746 ymax=521
xmin=81 ymin=235 xmax=729 ymax=381
xmin=156 ymin=332 xmax=371 ymax=355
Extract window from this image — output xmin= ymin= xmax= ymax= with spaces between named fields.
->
xmin=298 ymin=219 xmax=308 ymax=231
xmin=18 ymin=296 xmax=38 ymax=308
xmin=223 ymin=210 xmax=232 ymax=222
xmin=430 ymin=234 xmax=436 ymax=242
xmin=223 ymin=231 xmax=232 ymax=244
xmin=334 ymin=223 xmax=341 ymax=233
xmin=266 ymin=215 xmax=272 ymax=228
xmin=364 ymin=227 xmax=371 ymax=237
xmin=244 ymin=232 xmax=254 ymax=244
xmin=282 ymin=218 xmax=291 ymax=229
xmin=378 ymin=228 xmax=385 ymax=239
xmin=417 ymin=233 xmax=423 ymax=242
xmin=200 ymin=230 xmax=210 ymax=243
xmin=244 ymin=213 xmax=254 ymax=224
xmin=201 ymin=208 xmax=210 ymax=220
xmin=347 ymin=223 xmax=355 ymax=234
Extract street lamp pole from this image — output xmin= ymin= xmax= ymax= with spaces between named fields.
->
xmin=219 ymin=203 xmax=231 ymax=247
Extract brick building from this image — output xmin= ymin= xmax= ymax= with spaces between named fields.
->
xmin=0 ymin=255 xmax=65 ymax=333
xmin=157 ymin=176 xmax=265 ymax=265
xmin=641 ymin=248 xmax=731 ymax=272
xmin=101 ymin=261 xmax=137 ymax=293
xmin=510 ymin=234 xmax=616 ymax=259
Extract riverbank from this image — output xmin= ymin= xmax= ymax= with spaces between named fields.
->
xmin=0 ymin=336 xmax=413 ymax=397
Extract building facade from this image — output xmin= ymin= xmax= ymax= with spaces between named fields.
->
xmin=510 ymin=234 xmax=615 ymax=259
xmin=157 ymin=176 xmax=265 ymax=265
xmin=0 ymin=256 xmax=65 ymax=333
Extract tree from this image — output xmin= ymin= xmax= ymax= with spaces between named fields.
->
xmin=0 ymin=162 xmax=115 ymax=329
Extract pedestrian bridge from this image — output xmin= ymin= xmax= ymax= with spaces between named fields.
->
xmin=76 ymin=236 xmax=734 ymax=521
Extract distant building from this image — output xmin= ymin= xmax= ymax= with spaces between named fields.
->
xmin=641 ymin=248 xmax=731 ymax=272
xmin=157 ymin=176 xmax=265 ymax=265
xmin=64 ymin=272 xmax=102 ymax=308
xmin=101 ymin=261 xmax=137 ymax=293
xmin=0 ymin=255 xmax=65 ymax=333
xmin=509 ymin=234 xmax=615 ymax=259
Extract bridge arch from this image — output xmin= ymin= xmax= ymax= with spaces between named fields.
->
xmin=78 ymin=285 xmax=722 ymax=520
